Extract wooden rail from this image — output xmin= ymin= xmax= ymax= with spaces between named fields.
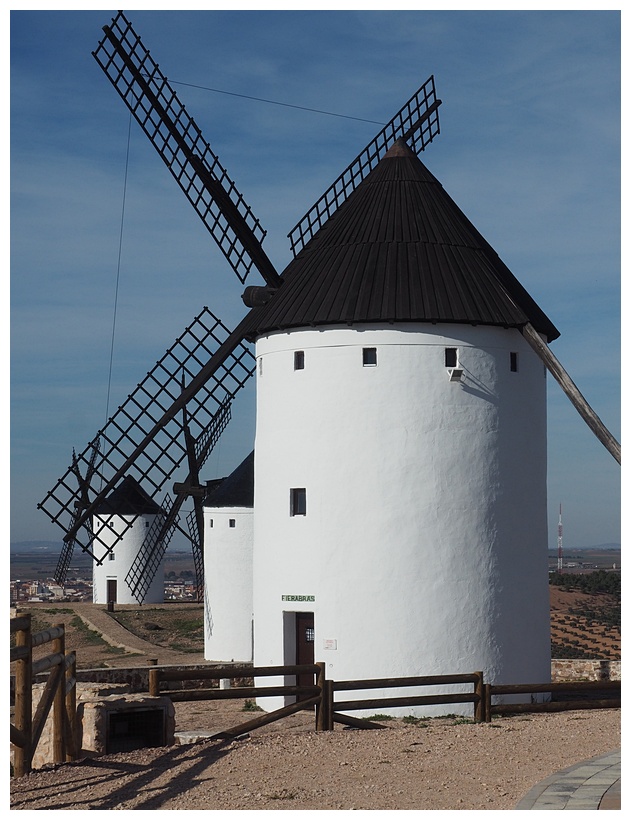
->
xmin=149 ymin=662 xmax=330 ymax=738
xmin=326 ymin=672 xmax=485 ymax=728
xmin=10 ymin=613 xmax=78 ymax=777
xmin=482 ymin=680 xmax=621 ymax=721
xmin=148 ymin=665 xmax=486 ymax=735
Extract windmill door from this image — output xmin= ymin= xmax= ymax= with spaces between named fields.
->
xmin=295 ymin=612 xmax=315 ymax=699
xmin=107 ymin=579 xmax=117 ymax=604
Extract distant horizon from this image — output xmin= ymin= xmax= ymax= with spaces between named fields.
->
xmin=9 ymin=538 xmax=622 ymax=554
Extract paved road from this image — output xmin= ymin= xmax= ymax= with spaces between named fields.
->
xmin=516 ymin=750 xmax=621 ymax=810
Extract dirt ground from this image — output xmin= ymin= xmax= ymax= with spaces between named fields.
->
xmin=10 ymin=707 xmax=620 ymax=810
xmin=10 ymin=597 xmax=620 ymax=810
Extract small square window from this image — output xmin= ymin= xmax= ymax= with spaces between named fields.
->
xmin=445 ymin=348 xmax=458 ymax=368
xmin=363 ymin=347 xmax=377 ymax=366
xmin=510 ymin=352 xmax=519 ymax=372
xmin=294 ymin=350 xmax=305 ymax=370
xmin=229 ymin=519 xmax=236 ymax=528
xmin=290 ymin=488 xmax=307 ymax=516
xmin=108 ymin=552 xmax=115 ymax=561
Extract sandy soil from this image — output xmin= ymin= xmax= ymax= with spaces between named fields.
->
xmin=11 ymin=598 xmax=620 ymax=810
xmin=10 ymin=707 xmax=620 ymax=811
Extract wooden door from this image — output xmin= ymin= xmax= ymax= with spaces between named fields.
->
xmin=295 ymin=612 xmax=315 ymax=698
xmin=107 ymin=579 xmax=117 ymax=604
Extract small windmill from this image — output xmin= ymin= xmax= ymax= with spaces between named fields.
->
xmin=38 ymin=11 xmax=619 ymax=606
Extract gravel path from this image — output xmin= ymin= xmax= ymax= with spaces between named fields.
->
xmin=10 ymin=708 xmax=620 ymax=811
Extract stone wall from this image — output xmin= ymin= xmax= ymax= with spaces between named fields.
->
xmin=26 ymin=683 xmax=175 ymax=770
xmin=551 ymin=659 xmax=620 ymax=682
xmin=79 ymin=693 xmax=175 ymax=758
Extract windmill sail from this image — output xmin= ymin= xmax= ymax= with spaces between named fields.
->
xmin=39 ymin=308 xmax=255 ymax=565
xmin=54 ymin=439 xmax=100 ymax=584
xmin=93 ymin=11 xmax=281 ymax=288
xmin=125 ymin=396 xmax=233 ymax=602
xmin=287 ymin=75 xmax=441 ymax=256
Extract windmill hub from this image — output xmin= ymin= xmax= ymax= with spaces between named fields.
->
xmin=172 ymin=481 xmax=206 ymax=498
xmin=242 ymin=285 xmax=278 ymax=308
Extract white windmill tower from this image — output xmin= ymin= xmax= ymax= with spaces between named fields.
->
xmin=247 ymin=139 xmax=557 ymax=714
xmin=92 ymin=475 xmax=166 ymax=605
xmin=39 ymin=12 xmax=619 ymax=719
xmin=204 ymin=452 xmax=254 ymax=662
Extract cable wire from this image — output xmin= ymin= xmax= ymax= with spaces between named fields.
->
xmin=105 ymin=113 xmax=132 ymax=427
xmin=171 ymin=79 xmax=385 ymax=126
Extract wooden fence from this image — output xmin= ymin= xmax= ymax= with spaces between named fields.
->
xmin=149 ymin=665 xmax=621 ymax=735
xmin=10 ymin=616 xmax=622 ymax=774
xmin=326 ymin=672 xmax=485 ymax=728
xmin=149 ymin=662 xmax=329 ymax=738
xmin=148 ymin=665 xmax=485 ymax=735
xmin=482 ymin=680 xmax=621 ymax=721
xmin=10 ymin=613 xmax=78 ymax=777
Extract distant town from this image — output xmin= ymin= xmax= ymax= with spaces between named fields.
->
xmin=10 ymin=542 xmax=200 ymax=605
xmin=9 ymin=540 xmax=620 ymax=607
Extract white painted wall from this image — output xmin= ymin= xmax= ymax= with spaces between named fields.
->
xmin=203 ymin=507 xmax=254 ymax=662
xmin=92 ymin=514 xmax=164 ymax=604
xmin=252 ymin=323 xmax=550 ymax=715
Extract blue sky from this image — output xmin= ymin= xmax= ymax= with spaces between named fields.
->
xmin=10 ymin=7 xmax=621 ymax=551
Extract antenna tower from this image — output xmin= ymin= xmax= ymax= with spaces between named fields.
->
xmin=557 ymin=504 xmax=563 ymax=571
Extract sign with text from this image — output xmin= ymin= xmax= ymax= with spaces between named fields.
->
xmin=281 ymin=595 xmax=315 ymax=602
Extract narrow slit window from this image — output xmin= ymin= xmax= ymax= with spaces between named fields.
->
xmin=510 ymin=352 xmax=519 ymax=372
xmin=294 ymin=350 xmax=305 ymax=370
xmin=258 ymin=358 xmax=263 ymax=376
xmin=209 ymin=520 xmax=214 ymax=528
xmin=363 ymin=347 xmax=377 ymax=366
xmin=445 ymin=348 xmax=458 ymax=368
xmin=290 ymin=488 xmax=307 ymax=517
xmin=229 ymin=519 xmax=236 ymax=528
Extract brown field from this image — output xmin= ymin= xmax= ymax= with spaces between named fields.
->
xmin=13 ymin=583 xmax=620 ymax=671
xmin=549 ymin=585 xmax=620 ymax=660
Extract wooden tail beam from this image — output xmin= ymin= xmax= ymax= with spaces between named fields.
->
xmin=521 ymin=323 xmax=620 ymax=465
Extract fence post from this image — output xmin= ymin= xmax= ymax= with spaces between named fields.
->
xmin=52 ymin=624 xmax=66 ymax=764
xmin=315 ymin=662 xmax=326 ymax=731
xmin=149 ymin=668 xmax=160 ymax=697
xmin=14 ymin=613 xmax=32 ymax=777
xmin=65 ymin=651 xmax=78 ymax=762
xmin=324 ymin=678 xmax=334 ymax=731
xmin=474 ymin=671 xmax=484 ymax=723
xmin=483 ymin=683 xmax=492 ymax=723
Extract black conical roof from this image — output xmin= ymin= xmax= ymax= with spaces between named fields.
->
xmin=96 ymin=475 xmax=164 ymax=515
xmin=246 ymin=140 xmax=559 ymax=341
xmin=204 ymin=451 xmax=254 ymax=509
